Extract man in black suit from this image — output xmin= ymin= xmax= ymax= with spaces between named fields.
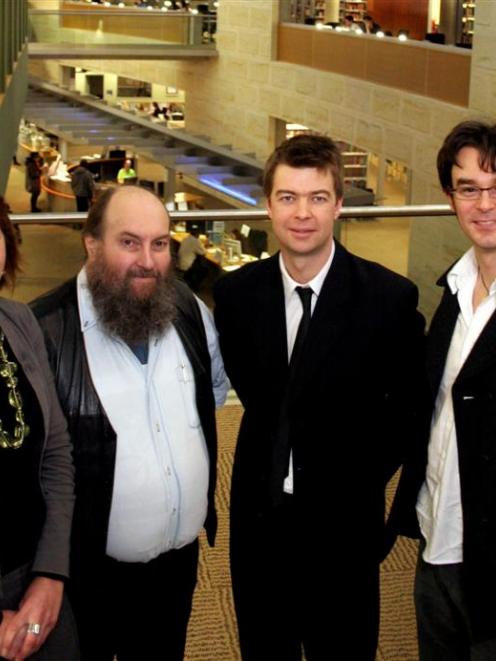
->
xmin=214 ymin=133 xmax=425 ymax=660
xmin=398 ymin=121 xmax=496 ymax=660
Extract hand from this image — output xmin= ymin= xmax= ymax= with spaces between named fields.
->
xmin=0 ymin=577 xmax=63 ymax=660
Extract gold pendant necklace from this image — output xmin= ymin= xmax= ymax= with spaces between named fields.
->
xmin=0 ymin=331 xmax=30 ymax=449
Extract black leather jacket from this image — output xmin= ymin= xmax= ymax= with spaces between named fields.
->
xmin=30 ymin=277 xmax=218 ymax=579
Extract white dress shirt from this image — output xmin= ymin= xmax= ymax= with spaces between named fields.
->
xmin=77 ymin=268 xmax=229 ymax=562
xmin=279 ymin=243 xmax=335 ymax=493
xmin=417 ymin=248 xmax=496 ymax=564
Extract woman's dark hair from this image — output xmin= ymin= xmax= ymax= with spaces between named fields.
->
xmin=437 ymin=120 xmax=496 ymax=191
xmin=0 ymin=197 xmax=20 ymax=289
xmin=263 ymin=133 xmax=343 ymax=200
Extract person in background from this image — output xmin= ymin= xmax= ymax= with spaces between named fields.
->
xmin=30 ymin=185 xmax=228 ymax=661
xmin=25 ymin=153 xmax=43 ymax=213
xmin=214 ymin=133 xmax=426 ymax=660
xmin=70 ymin=160 xmax=96 ymax=212
xmin=362 ymin=14 xmax=381 ymax=34
xmin=177 ymin=224 xmax=208 ymax=293
xmin=0 ymin=197 xmax=77 ymax=661
xmin=396 ymin=120 xmax=496 ymax=660
xmin=116 ymin=158 xmax=137 ymax=185
xmin=342 ymin=13 xmax=358 ymax=30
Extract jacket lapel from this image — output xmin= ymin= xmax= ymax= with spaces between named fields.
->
xmin=427 ymin=281 xmax=460 ymax=396
xmin=457 ymin=309 xmax=496 ymax=382
xmin=257 ymin=255 xmax=290 ymax=385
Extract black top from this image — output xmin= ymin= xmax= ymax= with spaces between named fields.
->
xmin=0 ymin=333 xmax=45 ymax=575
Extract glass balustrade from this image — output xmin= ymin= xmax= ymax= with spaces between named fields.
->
xmin=29 ymin=6 xmax=217 ymax=49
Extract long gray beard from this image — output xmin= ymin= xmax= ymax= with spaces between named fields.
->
xmin=86 ymin=260 xmax=177 ymax=345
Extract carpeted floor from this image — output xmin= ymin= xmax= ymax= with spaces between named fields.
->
xmin=185 ymin=404 xmax=420 ymax=661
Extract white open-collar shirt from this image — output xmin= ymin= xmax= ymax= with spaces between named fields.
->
xmin=417 ymin=248 xmax=496 ymax=564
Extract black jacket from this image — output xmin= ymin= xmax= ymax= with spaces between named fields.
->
xmin=398 ymin=272 xmax=496 ymax=643
xmin=214 ymin=244 xmax=426 ymax=566
xmin=30 ymin=277 xmax=218 ymax=580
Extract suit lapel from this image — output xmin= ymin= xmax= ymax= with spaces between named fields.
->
xmin=457 ymin=309 xmax=496 ymax=382
xmin=427 ymin=285 xmax=460 ymax=395
xmin=257 ymin=255 xmax=290 ymax=383
xmin=429 ymin=277 xmax=496 ymax=388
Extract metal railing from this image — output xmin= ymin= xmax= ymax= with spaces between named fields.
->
xmin=10 ymin=204 xmax=455 ymax=225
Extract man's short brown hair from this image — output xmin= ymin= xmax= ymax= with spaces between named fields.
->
xmin=437 ymin=120 xmax=496 ymax=192
xmin=263 ymin=133 xmax=344 ymax=200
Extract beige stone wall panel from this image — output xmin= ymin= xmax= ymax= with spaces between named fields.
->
xmin=371 ymin=89 xmax=400 ymax=124
xmin=238 ymin=32 xmax=261 ymax=57
xmin=258 ymin=87 xmax=281 ymax=116
xmin=304 ymin=102 xmax=330 ymax=132
xmin=383 ymin=128 xmax=413 ymax=164
xmin=329 ymin=109 xmax=356 ymax=143
xmin=355 ymin=118 xmax=383 ymax=154
xmin=269 ymin=63 xmax=295 ymax=91
xmin=294 ymin=68 xmax=317 ymax=96
xmin=400 ymin=98 xmax=433 ymax=134
xmin=317 ymin=72 xmax=345 ymax=106
xmin=248 ymin=62 xmax=269 ymax=85
xmin=344 ymin=82 xmax=372 ymax=115
xmin=279 ymin=93 xmax=305 ymax=124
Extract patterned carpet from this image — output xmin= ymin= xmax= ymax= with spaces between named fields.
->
xmin=185 ymin=405 xmax=420 ymax=661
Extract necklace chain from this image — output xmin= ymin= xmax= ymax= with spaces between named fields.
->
xmin=478 ymin=266 xmax=492 ymax=297
xmin=0 ymin=331 xmax=30 ymax=449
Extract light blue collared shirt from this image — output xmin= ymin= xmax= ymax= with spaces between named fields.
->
xmin=77 ymin=268 xmax=228 ymax=562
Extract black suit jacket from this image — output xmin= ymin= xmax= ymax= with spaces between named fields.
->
xmin=214 ymin=242 xmax=425 ymax=567
xmin=399 ymin=272 xmax=496 ymax=643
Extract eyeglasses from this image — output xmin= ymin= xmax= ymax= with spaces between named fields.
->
xmin=449 ymin=185 xmax=496 ymax=201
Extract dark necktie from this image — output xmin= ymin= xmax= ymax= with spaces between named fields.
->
xmin=290 ymin=286 xmax=313 ymax=368
xmin=270 ymin=286 xmax=314 ymax=505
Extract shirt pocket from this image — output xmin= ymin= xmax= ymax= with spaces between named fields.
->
xmin=176 ymin=361 xmax=201 ymax=428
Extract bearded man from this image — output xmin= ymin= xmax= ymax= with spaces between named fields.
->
xmin=30 ymin=185 xmax=228 ymax=661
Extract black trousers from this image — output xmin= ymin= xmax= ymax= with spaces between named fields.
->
xmin=415 ymin=549 xmax=496 ymax=661
xmin=72 ymin=541 xmax=199 ymax=661
xmin=75 ymin=196 xmax=90 ymax=212
xmin=30 ymin=189 xmax=40 ymax=212
xmin=231 ymin=500 xmax=379 ymax=661
xmin=0 ymin=563 xmax=79 ymax=661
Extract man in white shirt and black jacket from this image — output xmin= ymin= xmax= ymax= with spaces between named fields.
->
xmin=396 ymin=120 xmax=496 ymax=660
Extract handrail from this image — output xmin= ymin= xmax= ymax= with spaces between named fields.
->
xmin=10 ymin=205 xmax=455 ymax=225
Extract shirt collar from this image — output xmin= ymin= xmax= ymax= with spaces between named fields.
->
xmin=77 ymin=266 xmax=100 ymax=332
xmin=446 ymin=247 xmax=479 ymax=296
xmin=279 ymin=242 xmax=335 ymax=303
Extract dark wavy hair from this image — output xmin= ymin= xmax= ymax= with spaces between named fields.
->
xmin=437 ymin=120 xmax=496 ymax=191
xmin=0 ymin=197 xmax=20 ymax=290
xmin=263 ymin=133 xmax=344 ymax=200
